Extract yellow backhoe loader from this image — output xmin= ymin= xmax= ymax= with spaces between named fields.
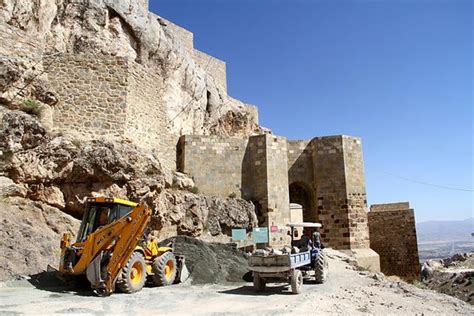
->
xmin=59 ymin=197 xmax=183 ymax=296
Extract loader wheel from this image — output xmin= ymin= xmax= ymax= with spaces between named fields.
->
xmin=253 ymin=274 xmax=266 ymax=292
xmin=152 ymin=251 xmax=177 ymax=286
xmin=314 ymin=249 xmax=328 ymax=284
xmin=291 ymin=269 xmax=303 ymax=294
xmin=116 ymin=252 xmax=146 ymax=294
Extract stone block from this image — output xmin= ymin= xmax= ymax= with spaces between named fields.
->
xmin=340 ymin=248 xmax=381 ymax=272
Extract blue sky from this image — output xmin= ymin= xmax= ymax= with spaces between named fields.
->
xmin=151 ymin=0 xmax=473 ymax=222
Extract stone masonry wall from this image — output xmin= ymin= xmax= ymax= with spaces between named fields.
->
xmin=310 ymin=135 xmax=371 ymax=250
xmin=312 ymin=136 xmax=351 ymax=249
xmin=243 ymin=135 xmax=267 ymax=206
xmin=265 ymin=135 xmax=291 ymax=246
xmin=126 ymin=61 xmax=176 ymax=170
xmin=368 ymin=202 xmax=421 ymax=281
xmin=153 ymin=14 xmax=227 ymax=93
xmin=154 ymin=14 xmax=194 ymax=55
xmin=342 ymin=136 xmax=370 ymax=249
xmin=193 ymin=49 xmax=227 ymax=92
xmin=45 ymin=54 xmax=129 ymax=138
xmin=288 ymin=140 xmax=313 ymax=186
xmin=177 ymin=135 xmax=249 ymax=197
xmin=46 ymin=54 xmax=177 ymax=171
xmin=181 ymin=134 xmax=372 ymax=249
xmin=180 ymin=134 xmax=291 ymax=246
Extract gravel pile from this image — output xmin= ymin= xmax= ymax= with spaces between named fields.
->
xmin=162 ymin=236 xmax=249 ymax=284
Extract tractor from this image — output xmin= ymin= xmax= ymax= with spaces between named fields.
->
xmin=248 ymin=222 xmax=328 ymax=294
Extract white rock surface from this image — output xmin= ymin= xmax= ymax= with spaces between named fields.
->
xmin=0 ymin=0 xmax=263 ymax=137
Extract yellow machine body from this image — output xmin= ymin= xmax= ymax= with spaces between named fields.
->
xmin=59 ymin=197 xmax=181 ymax=296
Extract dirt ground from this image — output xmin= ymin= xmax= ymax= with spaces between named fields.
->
xmin=0 ymin=249 xmax=472 ymax=315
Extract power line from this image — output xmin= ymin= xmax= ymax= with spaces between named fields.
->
xmin=168 ymin=55 xmax=214 ymax=124
xmin=4 ymin=52 xmax=63 ymax=103
xmin=382 ymin=172 xmax=474 ymax=192
xmin=0 ymin=52 xmax=62 ymax=61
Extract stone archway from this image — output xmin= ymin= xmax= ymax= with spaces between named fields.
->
xmin=289 ymin=182 xmax=316 ymax=222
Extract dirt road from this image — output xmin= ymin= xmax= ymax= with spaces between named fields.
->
xmin=0 ymin=250 xmax=472 ymax=315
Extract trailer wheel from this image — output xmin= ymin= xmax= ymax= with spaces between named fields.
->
xmin=314 ymin=250 xmax=328 ymax=284
xmin=291 ymin=270 xmax=303 ymax=294
xmin=116 ymin=252 xmax=146 ymax=293
xmin=253 ymin=274 xmax=266 ymax=292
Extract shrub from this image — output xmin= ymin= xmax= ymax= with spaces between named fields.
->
xmin=171 ymin=181 xmax=181 ymax=190
xmin=21 ymin=99 xmax=43 ymax=116
xmin=189 ymin=186 xmax=199 ymax=194
xmin=412 ymin=280 xmax=427 ymax=289
xmin=228 ymin=192 xmax=237 ymax=199
xmin=1 ymin=150 xmax=14 ymax=161
xmin=71 ymin=139 xmax=82 ymax=148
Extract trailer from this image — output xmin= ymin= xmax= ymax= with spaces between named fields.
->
xmin=248 ymin=222 xmax=328 ymax=294
xmin=249 ymin=251 xmax=311 ymax=294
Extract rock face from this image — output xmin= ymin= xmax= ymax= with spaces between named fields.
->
xmin=1 ymin=110 xmax=167 ymax=217
xmin=421 ymin=253 xmax=474 ymax=304
xmin=0 ymin=197 xmax=80 ymax=281
xmin=0 ymin=0 xmax=263 ymax=138
xmin=0 ymin=109 xmax=257 ymax=236
xmin=156 ymin=191 xmax=257 ymax=240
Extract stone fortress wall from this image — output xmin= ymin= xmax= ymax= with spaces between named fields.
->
xmin=193 ymin=49 xmax=227 ymax=92
xmin=177 ymin=135 xmax=249 ymax=197
xmin=179 ymin=134 xmax=371 ymax=251
xmin=156 ymin=15 xmax=228 ymax=92
xmin=45 ymin=55 xmax=129 ymax=138
xmin=368 ymin=202 xmax=421 ymax=280
xmin=44 ymin=54 xmax=176 ymax=170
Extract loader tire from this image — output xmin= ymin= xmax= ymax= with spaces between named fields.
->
xmin=314 ymin=249 xmax=328 ymax=284
xmin=152 ymin=251 xmax=177 ymax=286
xmin=291 ymin=269 xmax=303 ymax=294
xmin=116 ymin=252 xmax=146 ymax=294
xmin=253 ymin=274 xmax=266 ymax=292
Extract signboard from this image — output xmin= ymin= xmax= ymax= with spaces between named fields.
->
xmin=231 ymin=228 xmax=246 ymax=241
xmin=252 ymin=227 xmax=269 ymax=244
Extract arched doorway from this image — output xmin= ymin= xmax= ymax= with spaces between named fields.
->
xmin=289 ymin=182 xmax=316 ymax=222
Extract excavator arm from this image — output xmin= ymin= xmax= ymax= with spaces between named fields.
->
xmin=61 ymin=204 xmax=152 ymax=296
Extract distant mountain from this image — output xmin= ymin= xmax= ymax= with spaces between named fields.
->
xmin=416 ymin=218 xmax=473 ymax=243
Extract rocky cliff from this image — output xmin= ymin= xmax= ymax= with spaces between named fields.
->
xmin=0 ymin=0 xmax=263 ymax=137
xmin=421 ymin=253 xmax=474 ymax=304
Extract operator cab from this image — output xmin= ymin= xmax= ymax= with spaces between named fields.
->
xmin=76 ymin=197 xmax=138 ymax=242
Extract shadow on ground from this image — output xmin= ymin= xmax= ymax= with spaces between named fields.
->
xmin=27 ymin=272 xmax=95 ymax=297
xmin=219 ymin=284 xmax=294 ymax=296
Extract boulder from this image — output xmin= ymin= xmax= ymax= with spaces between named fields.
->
xmin=0 ymin=110 xmax=48 ymax=153
xmin=153 ymin=190 xmax=257 ymax=239
xmin=0 ymin=197 xmax=80 ymax=281
xmin=0 ymin=176 xmax=27 ymax=197
xmin=172 ymin=172 xmax=195 ymax=190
